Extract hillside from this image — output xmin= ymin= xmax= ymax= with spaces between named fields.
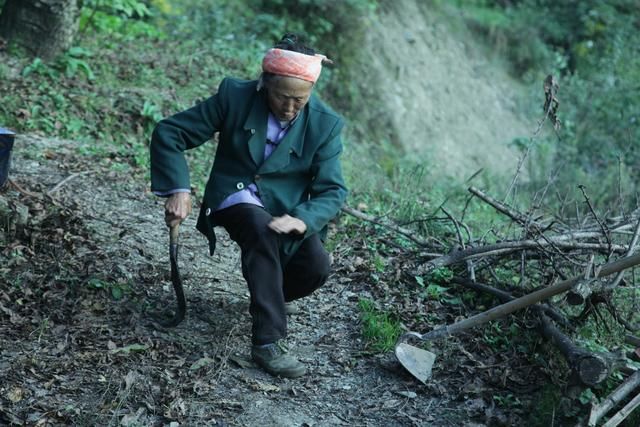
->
xmin=357 ymin=1 xmax=530 ymax=180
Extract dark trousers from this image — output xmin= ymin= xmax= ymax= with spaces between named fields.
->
xmin=214 ymin=203 xmax=330 ymax=345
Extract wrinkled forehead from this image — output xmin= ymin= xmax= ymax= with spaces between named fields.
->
xmin=266 ymin=75 xmax=314 ymax=96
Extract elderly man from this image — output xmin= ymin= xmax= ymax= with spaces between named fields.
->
xmin=150 ymin=34 xmax=347 ymax=378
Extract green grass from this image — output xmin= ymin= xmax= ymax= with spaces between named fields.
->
xmin=358 ymin=298 xmax=401 ymax=353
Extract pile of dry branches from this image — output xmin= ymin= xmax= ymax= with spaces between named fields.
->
xmin=343 ymin=184 xmax=640 ymax=426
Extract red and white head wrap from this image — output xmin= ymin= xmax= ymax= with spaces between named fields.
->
xmin=262 ymin=48 xmax=330 ymax=83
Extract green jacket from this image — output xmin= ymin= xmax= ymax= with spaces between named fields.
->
xmin=150 ymin=77 xmax=347 ymax=258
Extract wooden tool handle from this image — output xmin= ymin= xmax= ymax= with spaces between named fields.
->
xmin=169 ymin=223 xmax=180 ymax=245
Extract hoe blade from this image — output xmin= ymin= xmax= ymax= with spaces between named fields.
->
xmin=395 ymin=343 xmax=436 ymax=384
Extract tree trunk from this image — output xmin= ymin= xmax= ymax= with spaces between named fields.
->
xmin=0 ymin=0 xmax=79 ymax=60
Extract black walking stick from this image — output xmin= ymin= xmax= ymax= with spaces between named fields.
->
xmin=156 ymin=224 xmax=186 ymax=327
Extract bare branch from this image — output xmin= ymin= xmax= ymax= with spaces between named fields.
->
xmin=341 ymin=205 xmax=430 ymax=247
xmin=579 ymin=184 xmax=613 ymax=258
xmin=469 ymin=186 xmax=544 ymax=229
xmin=421 ymin=238 xmax=627 ymax=273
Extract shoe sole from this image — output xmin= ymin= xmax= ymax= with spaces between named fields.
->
xmin=253 ymin=358 xmax=307 ymax=378
xmin=263 ymin=365 xmax=307 ymax=378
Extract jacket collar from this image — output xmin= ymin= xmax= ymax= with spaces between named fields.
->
xmin=243 ymin=89 xmax=269 ymax=166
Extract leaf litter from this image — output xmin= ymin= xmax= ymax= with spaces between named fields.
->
xmin=0 ymin=135 xmax=552 ymax=426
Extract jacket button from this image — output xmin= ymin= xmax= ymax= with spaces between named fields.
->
xmin=205 ymin=208 xmax=211 ymax=216
xmin=236 ymin=182 xmax=244 ymax=190
xmin=254 ymin=174 xmax=261 ymax=182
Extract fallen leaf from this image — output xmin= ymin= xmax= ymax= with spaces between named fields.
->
xmin=110 ymin=343 xmax=149 ymax=354
xmin=250 ymin=380 xmax=280 ymax=393
xmin=382 ymin=399 xmax=401 ymax=409
xmin=228 ymin=354 xmax=253 ymax=369
xmin=189 ymin=357 xmax=216 ymax=371
xmin=124 ymin=370 xmax=137 ymax=391
xmin=6 ymin=387 xmax=24 ymax=403
xmin=396 ymin=391 xmax=417 ymax=399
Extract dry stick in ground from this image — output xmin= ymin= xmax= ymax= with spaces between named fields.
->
xmin=605 ymin=216 xmax=640 ymax=292
xmin=48 ymin=171 xmax=93 ymax=195
xmin=588 ymin=370 xmax=640 ymax=427
xmin=7 ymin=178 xmax=40 ymax=197
xmin=340 ymin=205 xmax=431 ymax=247
xmin=504 ymin=75 xmax=561 ymax=203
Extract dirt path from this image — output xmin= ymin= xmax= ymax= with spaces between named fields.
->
xmin=2 ymin=135 xmax=522 ymax=426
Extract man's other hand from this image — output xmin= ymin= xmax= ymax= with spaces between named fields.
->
xmin=268 ymin=214 xmax=307 ymax=235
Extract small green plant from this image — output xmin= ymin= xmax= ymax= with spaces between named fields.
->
xmin=22 ymin=58 xmax=56 ymax=78
xmin=31 ymin=317 xmax=50 ymax=343
xmin=141 ymin=100 xmax=163 ymax=128
xmin=358 ymin=298 xmax=401 ymax=352
xmin=87 ymin=278 xmax=129 ymax=299
xmin=428 ymin=267 xmax=454 ymax=283
xmin=482 ymin=321 xmax=522 ymax=351
xmin=58 ymin=47 xmax=95 ymax=80
xmin=82 ymin=0 xmax=152 ymax=23
xmin=415 ymin=268 xmax=459 ymax=304
xmin=493 ymin=392 xmax=522 ymax=409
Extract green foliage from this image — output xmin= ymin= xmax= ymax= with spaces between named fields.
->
xmin=415 ymin=268 xmax=460 ymax=304
xmin=482 ymin=321 xmax=524 ymax=352
xmin=82 ymin=0 xmax=152 ymax=18
xmin=22 ymin=49 xmax=94 ymax=81
xmin=445 ymin=0 xmax=640 ymax=206
xmin=87 ymin=278 xmax=130 ymax=299
xmin=79 ymin=0 xmax=163 ymax=40
xmin=358 ymin=298 xmax=401 ymax=352
xmin=493 ymin=392 xmax=522 ymax=409
xmin=59 ymin=47 xmax=96 ymax=80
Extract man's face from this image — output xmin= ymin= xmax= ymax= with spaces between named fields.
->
xmin=265 ymin=76 xmax=314 ymax=122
